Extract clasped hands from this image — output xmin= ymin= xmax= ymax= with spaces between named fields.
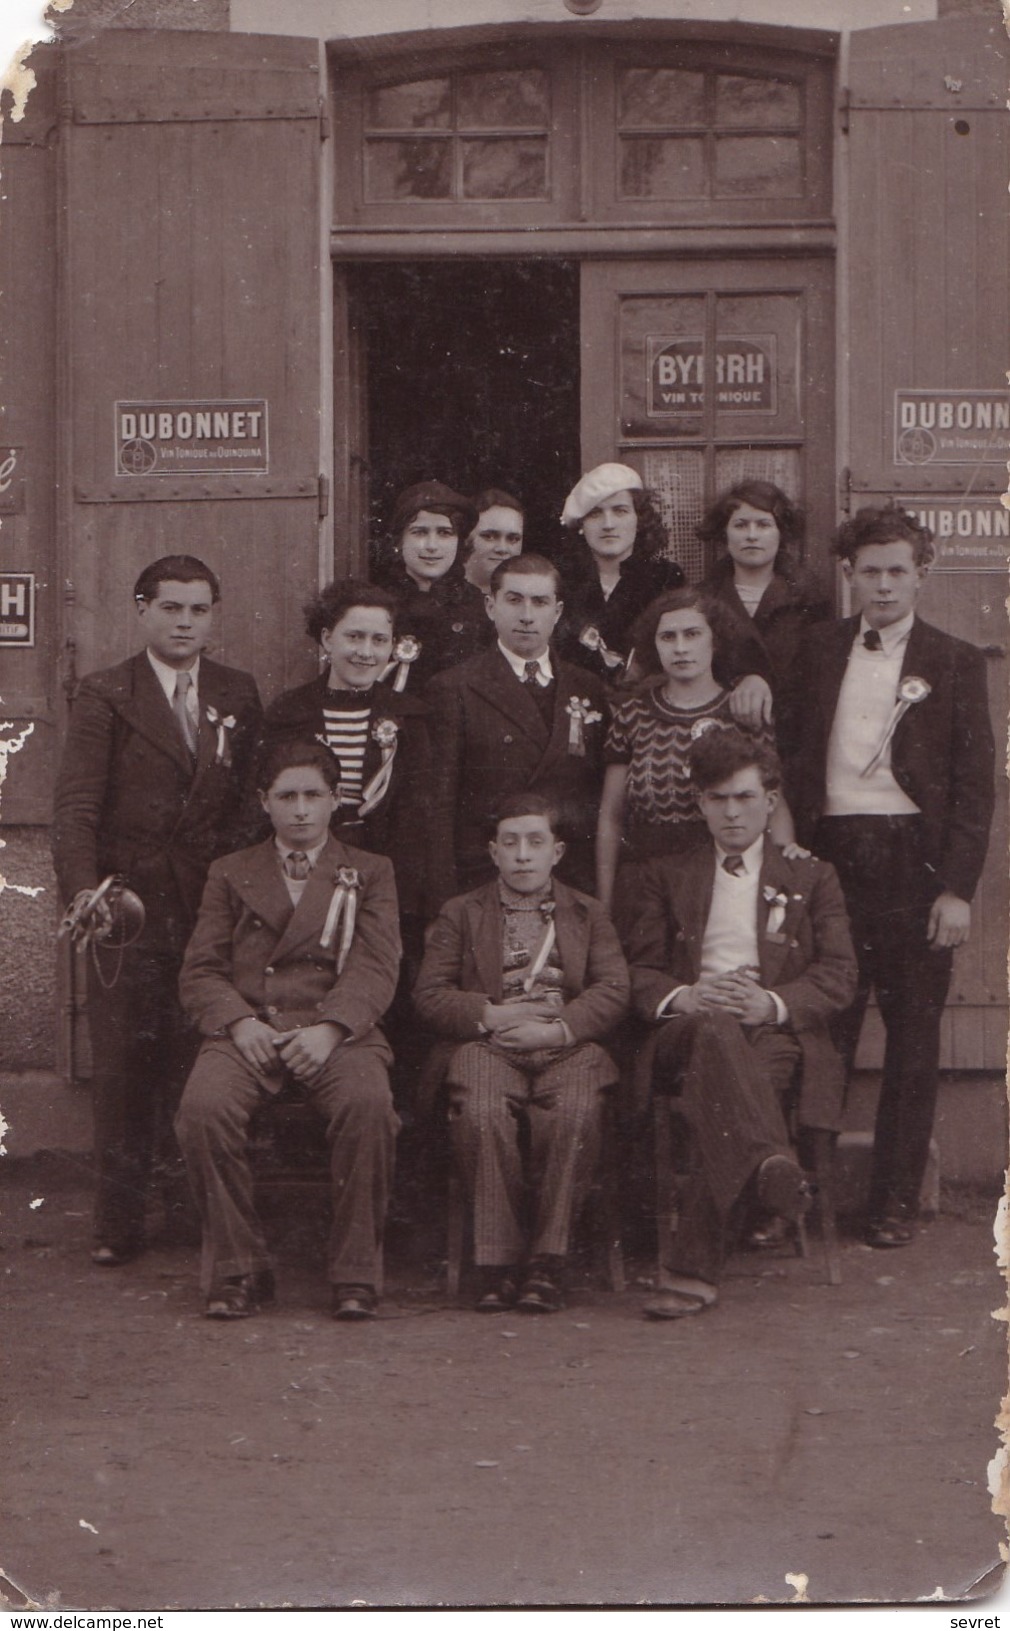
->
xmin=481 ymin=998 xmax=566 ymax=1052
xmin=672 ymin=966 xmax=777 ymax=1026
xmin=229 ymin=1015 xmax=347 ymax=1081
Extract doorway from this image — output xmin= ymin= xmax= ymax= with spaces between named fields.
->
xmin=347 ymin=259 xmax=581 ymax=559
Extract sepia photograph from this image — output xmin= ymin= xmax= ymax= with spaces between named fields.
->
xmin=0 ymin=0 xmax=1006 ymax=1614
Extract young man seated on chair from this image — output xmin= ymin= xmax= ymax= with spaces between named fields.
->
xmin=413 ymin=794 xmax=630 ymax=1314
xmin=622 ymin=727 xmax=857 ymax=1321
xmin=175 ymin=739 xmax=401 ymax=1323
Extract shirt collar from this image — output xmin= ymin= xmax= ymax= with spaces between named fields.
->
xmin=147 ymin=647 xmax=200 ymax=701
xmin=275 ymin=836 xmax=328 ymax=868
xmin=858 ymin=611 xmax=915 ymax=656
xmin=498 ymin=641 xmax=553 ymax=682
xmin=714 ymin=833 xmax=765 ymax=876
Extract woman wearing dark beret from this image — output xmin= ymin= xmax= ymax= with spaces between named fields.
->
xmin=373 ymin=480 xmax=488 ymax=692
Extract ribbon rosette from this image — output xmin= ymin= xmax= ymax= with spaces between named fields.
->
xmin=762 ymin=884 xmax=789 ymax=936
xmin=565 ymin=696 xmax=603 ymax=757
xmin=861 ymin=675 xmax=932 ymax=777
xmin=320 ymin=865 xmax=361 ymax=973
xmin=579 ymin=624 xmax=624 ymax=673
xmin=380 ymin=635 xmax=422 ymax=693
xmin=358 ymin=717 xmax=400 ymax=816
xmin=690 ymin=717 xmax=724 ymax=743
xmin=205 ymin=706 xmax=237 ymax=765
xmin=522 ymin=899 xmax=557 ymax=995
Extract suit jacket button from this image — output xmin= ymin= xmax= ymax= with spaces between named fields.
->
xmin=451 ymin=621 xmax=463 ymax=633
xmin=266 ymin=1005 xmax=278 ymax=1015
xmin=265 ymin=965 xmax=275 ymax=975
xmin=503 ymin=734 xmax=513 ymax=744
xmin=252 ymin=919 xmax=262 ymax=929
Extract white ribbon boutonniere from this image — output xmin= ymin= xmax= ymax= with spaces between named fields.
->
xmin=762 ymin=885 xmax=789 ymax=936
xmin=690 ymin=716 xmax=725 ymax=743
xmin=358 ymin=717 xmax=401 ymax=817
xmin=579 ymin=624 xmax=624 ymax=673
xmin=205 ymin=706 xmax=237 ymax=765
xmin=522 ymin=900 xmax=557 ymax=994
xmin=320 ymin=865 xmax=361 ymax=974
xmin=565 ymin=696 xmax=603 ymax=757
xmin=861 ymin=675 xmax=932 ymax=777
xmin=379 ymin=635 xmax=421 ymax=693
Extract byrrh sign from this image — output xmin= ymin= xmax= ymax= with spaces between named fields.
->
xmin=894 ymin=390 xmax=1009 ymax=466
xmin=115 ymin=399 xmax=269 ymax=476
xmin=647 ymin=336 xmax=776 ymax=416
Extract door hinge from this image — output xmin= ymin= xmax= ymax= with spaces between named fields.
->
xmin=319 ymin=97 xmax=331 ymax=142
xmin=839 ymin=85 xmax=851 ymax=135
xmin=318 ymin=473 xmax=330 ymax=521
xmin=838 ymin=466 xmax=853 ymax=515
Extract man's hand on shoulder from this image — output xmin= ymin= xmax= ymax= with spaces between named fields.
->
xmin=729 ymin=674 xmax=773 ymax=729
xmin=927 ymin=891 xmax=971 ymax=950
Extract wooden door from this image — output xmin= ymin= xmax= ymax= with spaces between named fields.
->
xmin=846 ymin=14 xmax=1008 ymax=1070
xmin=580 ymin=256 xmax=834 ymax=583
xmin=60 ymin=29 xmax=325 ymax=703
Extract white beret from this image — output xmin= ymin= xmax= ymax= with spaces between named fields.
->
xmin=561 ymin=462 xmax=644 ymax=526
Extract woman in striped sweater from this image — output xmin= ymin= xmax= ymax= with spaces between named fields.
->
xmin=259 ymin=579 xmax=433 ymax=928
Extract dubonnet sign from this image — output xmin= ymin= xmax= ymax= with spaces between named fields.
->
xmin=894 ymin=390 xmax=1009 ymax=466
xmin=115 ymin=400 xmax=269 ymax=476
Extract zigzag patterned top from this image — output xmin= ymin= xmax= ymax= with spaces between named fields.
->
xmin=605 ymin=684 xmax=772 ymax=860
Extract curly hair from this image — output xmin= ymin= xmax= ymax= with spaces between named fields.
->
xmin=832 ymin=501 xmax=935 ymax=569
xmin=303 ymin=579 xmax=398 ymax=646
xmin=134 ymin=555 xmax=220 ymax=604
xmin=256 ymin=737 xmax=341 ymax=796
xmin=630 ymin=586 xmax=741 ymax=683
xmin=696 ymin=480 xmax=804 ymax=561
xmin=688 ymin=725 xmax=782 ymax=793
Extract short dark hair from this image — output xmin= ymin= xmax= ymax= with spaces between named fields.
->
xmin=470 ymin=487 xmax=525 ymax=525
xmin=133 ymin=555 xmax=220 ymax=604
xmin=492 ymin=792 xmax=563 ymax=838
xmin=488 ymin=552 xmax=562 ymax=597
xmin=256 ymin=738 xmax=341 ymax=796
xmin=630 ymin=586 xmax=739 ymax=681
xmin=696 ymin=481 xmax=804 ymax=552
xmin=688 ymin=725 xmax=782 ymax=794
xmin=832 ymin=502 xmax=935 ymax=568
xmin=304 ymin=579 xmax=398 ymax=644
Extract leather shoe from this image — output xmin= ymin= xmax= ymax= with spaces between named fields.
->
xmin=205 ymin=1275 xmax=260 ymax=1320
xmin=866 ymin=1218 xmax=914 ymax=1248
xmin=474 ymin=1270 xmax=519 ymax=1313
xmin=91 ymin=1242 xmax=141 ymax=1267
xmin=332 ymin=1283 xmax=378 ymax=1321
xmin=517 ymin=1257 xmax=565 ymax=1314
xmin=757 ymin=1155 xmax=811 ymax=1223
xmin=643 ymin=1287 xmax=716 ymax=1320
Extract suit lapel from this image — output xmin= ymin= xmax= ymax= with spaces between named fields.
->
xmin=669 ymin=846 xmax=716 ymax=981
xmin=228 ymin=840 xmax=297 ymax=939
xmin=271 ymin=834 xmax=350 ymax=962
xmin=467 ymin=887 xmax=504 ymax=1001
xmin=469 ymin=648 xmax=551 ymax=747
xmin=757 ymin=845 xmax=799 ymax=988
xmin=552 ymin=882 xmax=589 ymax=990
xmin=117 ymin=652 xmax=194 ymax=777
xmin=819 ymin=618 xmax=856 ymax=733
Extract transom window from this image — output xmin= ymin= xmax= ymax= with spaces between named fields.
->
xmin=363 ymin=68 xmax=550 ymax=202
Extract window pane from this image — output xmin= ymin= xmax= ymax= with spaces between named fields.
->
xmin=618 ymin=68 xmax=705 ymax=128
xmin=366 ymin=78 xmax=451 ymax=130
xmin=714 ymin=136 xmax=801 ymax=197
xmin=457 ymin=69 xmax=548 ymax=128
xmin=461 ymin=137 xmax=548 ymax=199
xmin=620 ymin=136 xmax=706 ymax=199
xmin=715 ymin=75 xmax=801 ymax=129
xmin=640 ymin=449 xmax=707 ymax=581
xmin=365 ymin=138 xmax=453 ymax=200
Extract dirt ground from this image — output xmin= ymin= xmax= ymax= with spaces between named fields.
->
xmin=1 ymin=1152 xmax=1005 ymax=1612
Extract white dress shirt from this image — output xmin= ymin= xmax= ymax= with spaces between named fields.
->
xmin=657 ymin=835 xmax=788 ymax=1024
xmin=275 ymin=837 xmax=327 ymax=906
xmin=498 ymin=641 xmax=553 ymax=685
xmin=147 ymin=648 xmax=201 ymax=733
xmin=825 ymin=613 xmax=920 ymax=817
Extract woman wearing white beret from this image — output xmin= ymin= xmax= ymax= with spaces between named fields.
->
xmin=555 ymin=463 xmax=684 ymax=684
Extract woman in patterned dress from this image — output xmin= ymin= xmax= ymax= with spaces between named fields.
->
xmin=595 ymin=586 xmax=801 ymax=912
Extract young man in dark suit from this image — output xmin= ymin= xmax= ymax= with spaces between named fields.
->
xmin=779 ymin=503 xmax=995 ymax=1247
xmin=623 ymin=728 xmax=857 ymax=1319
xmin=414 ymin=793 xmax=629 ymax=1313
xmin=426 ymin=553 xmax=609 ymax=904
xmin=175 ymin=739 xmax=401 ymax=1321
xmin=52 ymin=555 xmax=262 ymax=1266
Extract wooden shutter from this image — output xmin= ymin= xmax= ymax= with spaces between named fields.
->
xmin=60 ymin=29 xmax=325 ymax=699
xmin=845 ymin=14 xmax=1008 ymax=1071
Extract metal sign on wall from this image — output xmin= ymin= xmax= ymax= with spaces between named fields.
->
xmin=114 ymin=400 xmax=269 ymax=476
xmin=0 ymin=571 xmax=35 ymax=646
xmin=894 ymin=390 xmax=1009 ymax=466
xmin=647 ymin=336 xmax=777 ymax=417
xmin=905 ymin=499 xmax=1010 ymax=572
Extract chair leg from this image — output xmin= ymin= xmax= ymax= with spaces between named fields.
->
xmin=446 ymin=1165 xmax=465 ymax=1299
xmin=653 ymin=1097 xmax=676 ymax=1288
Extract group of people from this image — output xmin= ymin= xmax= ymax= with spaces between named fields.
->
xmin=51 ymin=463 xmax=996 ymax=1325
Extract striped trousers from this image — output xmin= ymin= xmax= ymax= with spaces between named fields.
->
xmin=447 ymin=1040 xmax=616 ymax=1268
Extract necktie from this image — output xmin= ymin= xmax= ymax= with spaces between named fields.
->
xmin=173 ymin=669 xmax=197 ymax=754
xmin=285 ymin=850 xmax=310 ymax=881
xmin=722 ymin=853 xmax=745 ymax=877
xmin=523 ymin=660 xmax=541 ymax=687
xmin=863 ymin=629 xmax=882 ymax=651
